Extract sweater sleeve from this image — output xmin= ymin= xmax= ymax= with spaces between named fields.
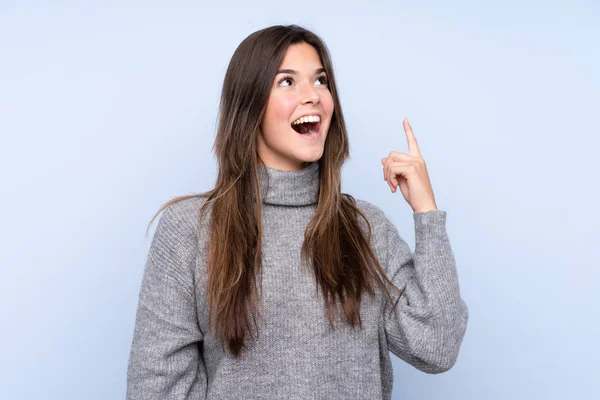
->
xmin=126 ymin=202 xmax=207 ymax=399
xmin=381 ymin=209 xmax=469 ymax=374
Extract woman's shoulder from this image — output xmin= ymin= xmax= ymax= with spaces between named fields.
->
xmin=345 ymin=195 xmax=391 ymax=228
xmin=161 ymin=194 xmax=209 ymax=218
xmin=164 ymin=195 xmax=209 ymax=214
xmin=155 ymin=195 xmax=211 ymax=238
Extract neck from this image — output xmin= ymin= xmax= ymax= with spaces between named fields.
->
xmin=257 ymin=158 xmax=309 ymax=172
xmin=258 ymin=161 xmax=320 ymax=206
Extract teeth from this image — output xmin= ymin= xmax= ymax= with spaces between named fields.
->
xmin=292 ymin=115 xmax=321 ymax=125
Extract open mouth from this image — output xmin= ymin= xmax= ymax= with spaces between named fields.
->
xmin=291 ymin=121 xmax=320 ymax=135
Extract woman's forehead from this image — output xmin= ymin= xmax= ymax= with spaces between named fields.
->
xmin=279 ymin=43 xmax=324 ymax=72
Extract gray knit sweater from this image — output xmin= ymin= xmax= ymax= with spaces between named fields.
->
xmin=126 ymin=161 xmax=469 ymax=399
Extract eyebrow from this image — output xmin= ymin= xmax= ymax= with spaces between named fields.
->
xmin=277 ymin=68 xmax=326 ymax=75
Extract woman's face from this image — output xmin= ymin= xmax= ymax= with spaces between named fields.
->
xmin=258 ymin=42 xmax=334 ymax=171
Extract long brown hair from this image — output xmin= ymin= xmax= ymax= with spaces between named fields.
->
xmin=147 ymin=25 xmax=404 ymax=357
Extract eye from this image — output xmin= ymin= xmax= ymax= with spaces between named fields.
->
xmin=278 ymin=75 xmax=294 ymax=87
xmin=315 ymin=75 xmax=328 ymax=86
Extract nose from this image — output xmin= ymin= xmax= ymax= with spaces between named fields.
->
xmin=299 ymin=82 xmax=320 ymax=105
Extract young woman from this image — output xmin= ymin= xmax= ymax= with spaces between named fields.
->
xmin=126 ymin=25 xmax=469 ymax=399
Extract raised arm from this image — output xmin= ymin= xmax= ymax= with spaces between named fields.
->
xmin=127 ymin=202 xmax=207 ymax=399
xmin=381 ymin=209 xmax=469 ymax=373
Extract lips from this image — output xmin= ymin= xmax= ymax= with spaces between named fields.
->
xmin=291 ymin=121 xmax=321 ymax=134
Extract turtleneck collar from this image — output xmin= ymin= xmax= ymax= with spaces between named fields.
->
xmin=258 ymin=162 xmax=320 ymax=206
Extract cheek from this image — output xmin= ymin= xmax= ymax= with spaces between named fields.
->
xmin=261 ymin=95 xmax=296 ymax=145
xmin=322 ymin=92 xmax=335 ymax=122
xmin=265 ymin=94 xmax=296 ymax=126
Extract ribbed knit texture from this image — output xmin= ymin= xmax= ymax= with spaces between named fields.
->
xmin=126 ymin=161 xmax=469 ymax=399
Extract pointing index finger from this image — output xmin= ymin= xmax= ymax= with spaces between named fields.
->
xmin=403 ymin=118 xmax=421 ymax=157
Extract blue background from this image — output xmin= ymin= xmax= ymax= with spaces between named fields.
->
xmin=1 ymin=1 xmax=598 ymax=398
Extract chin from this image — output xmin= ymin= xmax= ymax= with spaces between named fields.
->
xmin=296 ymin=152 xmax=324 ymax=164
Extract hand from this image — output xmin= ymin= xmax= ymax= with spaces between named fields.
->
xmin=381 ymin=118 xmax=438 ymax=213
